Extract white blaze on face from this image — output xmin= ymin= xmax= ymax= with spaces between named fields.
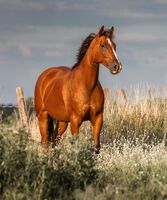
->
xmin=107 ymin=38 xmax=119 ymax=61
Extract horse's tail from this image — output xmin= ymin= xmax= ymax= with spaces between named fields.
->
xmin=48 ymin=115 xmax=54 ymax=142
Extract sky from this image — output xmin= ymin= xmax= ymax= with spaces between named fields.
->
xmin=0 ymin=0 xmax=167 ymax=103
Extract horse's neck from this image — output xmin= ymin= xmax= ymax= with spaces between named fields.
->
xmin=75 ymin=57 xmax=99 ymax=90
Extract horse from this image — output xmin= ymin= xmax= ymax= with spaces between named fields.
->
xmin=34 ymin=25 xmax=122 ymax=151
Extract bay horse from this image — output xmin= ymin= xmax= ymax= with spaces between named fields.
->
xmin=34 ymin=25 xmax=122 ymax=151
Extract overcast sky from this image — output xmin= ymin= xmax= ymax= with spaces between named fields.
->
xmin=0 ymin=0 xmax=167 ymax=103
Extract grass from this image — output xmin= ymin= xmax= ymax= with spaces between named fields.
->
xmin=0 ymin=86 xmax=167 ymax=199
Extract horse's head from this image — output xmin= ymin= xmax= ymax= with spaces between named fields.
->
xmin=92 ymin=25 xmax=122 ymax=75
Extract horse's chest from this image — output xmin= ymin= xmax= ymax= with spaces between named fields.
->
xmin=76 ymin=101 xmax=96 ymax=119
xmin=66 ymin=86 xmax=103 ymax=119
xmin=82 ymin=103 xmax=91 ymax=115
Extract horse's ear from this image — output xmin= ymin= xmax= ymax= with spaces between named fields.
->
xmin=98 ymin=25 xmax=104 ymax=36
xmin=109 ymin=26 xmax=114 ymax=38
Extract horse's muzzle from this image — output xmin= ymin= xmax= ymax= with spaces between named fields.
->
xmin=109 ymin=61 xmax=122 ymax=75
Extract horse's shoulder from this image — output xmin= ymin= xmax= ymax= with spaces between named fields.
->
xmin=91 ymin=82 xmax=104 ymax=100
xmin=96 ymin=81 xmax=104 ymax=94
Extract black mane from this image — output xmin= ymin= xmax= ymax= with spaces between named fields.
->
xmin=72 ymin=29 xmax=112 ymax=69
xmin=72 ymin=33 xmax=96 ymax=69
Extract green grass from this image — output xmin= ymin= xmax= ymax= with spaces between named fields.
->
xmin=0 ymin=88 xmax=167 ymax=199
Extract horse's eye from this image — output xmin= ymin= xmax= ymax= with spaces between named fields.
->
xmin=100 ymin=44 xmax=106 ymax=48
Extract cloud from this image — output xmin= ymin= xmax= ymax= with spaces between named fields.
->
xmin=0 ymin=84 xmax=4 ymax=90
xmin=0 ymin=25 xmax=94 ymax=59
xmin=0 ymin=0 xmax=93 ymax=13
xmin=117 ymin=22 xmax=167 ymax=45
xmin=0 ymin=0 xmax=44 ymax=11
xmin=0 ymin=0 xmax=167 ymax=103
xmin=19 ymin=46 xmax=32 ymax=57
xmin=118 ymin=31 xmax=167 ymax=44
xmin=45 ymin=50 xmax=64 ymax=58
xmin=0 ymin=0 xmax=166 ymax=19
xmin=153 ymin=0 xmax=167 ymax=5
xmin=118 ymin=32 xmax=158 ymax=43
xmin=77 ymin=0 xmax=167 ymax=20
xmin=119 ymin=43 xmax=167 ymax=75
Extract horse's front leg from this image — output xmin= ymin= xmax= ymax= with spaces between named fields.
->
xmin=70 ymin=115 xmax=81 ymax=137
xmin=92 ymin=113 xmax=103 ymax=153
xmin=52 ymin=121 xmax=68 ymax=142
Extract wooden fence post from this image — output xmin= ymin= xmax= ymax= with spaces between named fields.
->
xmin=16 ymin=87 xmax=29 ymax=127
xmin=119 ymin=88 xmax=127 ymax=104
xmin=104 ymin=88 xmax=110 ymax=101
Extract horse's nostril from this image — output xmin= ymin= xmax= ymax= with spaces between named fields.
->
xmin=113 ymin=64 xmax=118 ymax=70
xmin=109 ymin=62 xmax=121 ymax=74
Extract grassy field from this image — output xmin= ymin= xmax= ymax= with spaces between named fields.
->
xmin=0 ymin=87 xmax=167 ymax=200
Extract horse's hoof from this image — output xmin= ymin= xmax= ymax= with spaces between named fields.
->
xmin=41 ymin=141 xmax=49 ymax=149
xmin=95 ymin=145 xmax=100 ymax=154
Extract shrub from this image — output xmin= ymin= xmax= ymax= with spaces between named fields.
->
xmin=0 ymin=129 xmax=98 ymax=200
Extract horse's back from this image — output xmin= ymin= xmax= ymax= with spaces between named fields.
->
xmin=36 ymin=66 xmax=70 ymax=85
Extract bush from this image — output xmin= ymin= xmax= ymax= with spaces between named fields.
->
xmin=0 ymin=129 xmax=99 ymax=200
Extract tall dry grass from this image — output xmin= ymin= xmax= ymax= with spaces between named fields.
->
xmin=0 ymin=85 xmax=167 ymax=199
xmin=27 ymin=85 xmax=167 ymax=145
